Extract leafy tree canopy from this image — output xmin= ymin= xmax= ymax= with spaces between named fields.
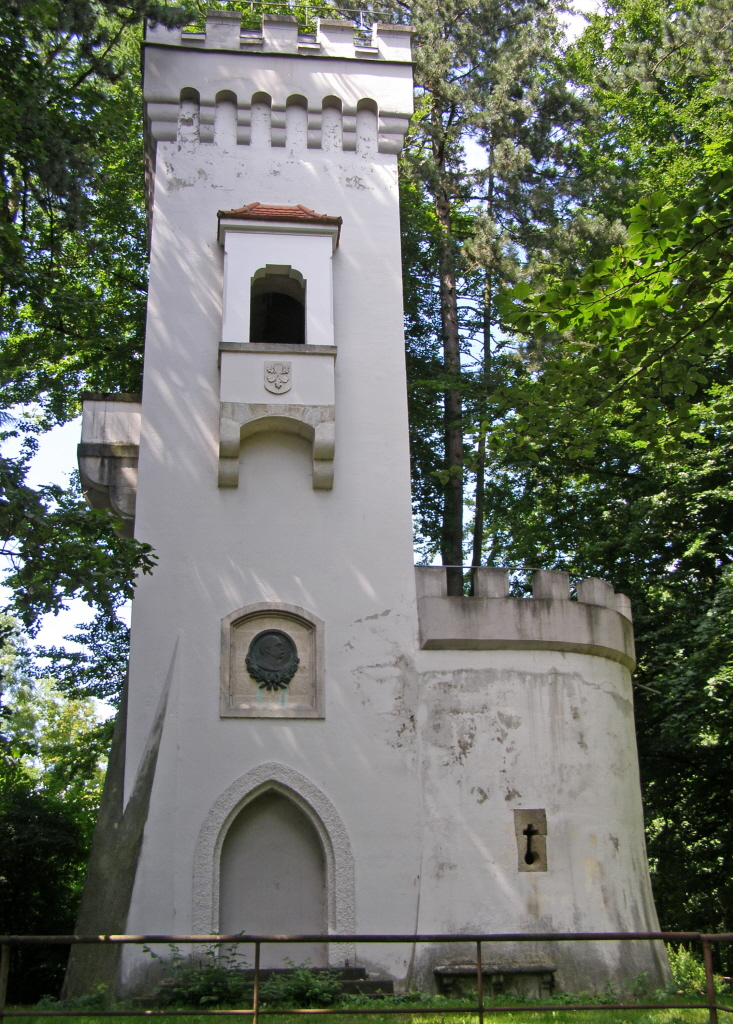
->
xmin=0 ymin=3 xmax=193 ymax=637
xmin=498 ymin=145 xmax=733 ymax=460
xmin=0 ymin=617 xmax=108 ymax=998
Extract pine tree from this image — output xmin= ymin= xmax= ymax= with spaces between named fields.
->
xmin=398 ymin=0 xmax=603 ymax=582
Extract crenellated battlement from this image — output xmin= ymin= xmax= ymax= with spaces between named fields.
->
xmin=143 ymin=13 xmax=414 ymax=155
xmin=415 ymin=566 xmax=636 ymax=669
xmin=147 ymin=12 xmax=413 ymax=61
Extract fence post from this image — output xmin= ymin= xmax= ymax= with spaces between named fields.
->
xmin=702 ymin=938 xmax=718 ymax=1024
xmin=253 ymin=941 xmax=261 ymax=1024
xmin=476 ymin=940 xmax=484 ymax=1024
xmin=0 ymin=944 xmax=10 ymax=1024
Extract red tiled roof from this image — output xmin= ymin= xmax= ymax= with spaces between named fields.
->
xmin=217 ymin=202 xmax=342 ymax=243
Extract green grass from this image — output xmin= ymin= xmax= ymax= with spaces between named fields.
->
xmin=6 ymin=997 xmax=732 ymax=1024
xmin=0 ymin=1013 xmax=722 ymax=1024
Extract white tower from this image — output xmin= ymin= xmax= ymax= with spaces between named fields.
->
xmin=75 ymin=9 xmax=668 ymax=996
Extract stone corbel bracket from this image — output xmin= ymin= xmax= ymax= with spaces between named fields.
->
xmin=219 ymin=402 xmax=335 ymax=490
xmin=78 ymin=443 xmax=139 ymax=534
xmin=77 ymin=393 xmax=142 ymax=539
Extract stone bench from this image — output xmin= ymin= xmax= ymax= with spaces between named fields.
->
xmin=434 ymin=963 xmax=556 ymax=998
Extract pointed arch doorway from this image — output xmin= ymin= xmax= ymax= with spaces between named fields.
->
xmin=193 ymin=763 xmax=355 ymax=968
xmin=219 ymin=790 xmax=327 ymax=967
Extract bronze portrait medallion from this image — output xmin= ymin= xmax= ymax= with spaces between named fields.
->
xmin=245 ymin=628 xmax=299 ymax=690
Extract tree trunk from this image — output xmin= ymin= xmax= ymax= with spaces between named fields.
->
xmin=435 ymin=180 xmax=464 ymax=596
xmin=471 ymin=161 xmax=495 ymax=592
xmin=471 ymin=267 xmax=492 ymax=583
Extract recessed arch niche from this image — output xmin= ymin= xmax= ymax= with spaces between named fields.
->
xmin=220 ymin=601 xmax=324 ymax=718
xmin=219 ymin=789 xmax=327 ymax=966
xmin=193 ymin=763 xmax=356 ymax=967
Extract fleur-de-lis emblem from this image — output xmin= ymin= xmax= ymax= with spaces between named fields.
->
xmin=264 ymin=361 xmax=292 ymax=394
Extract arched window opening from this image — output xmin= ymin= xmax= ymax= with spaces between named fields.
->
xmin=250 ymin=269 xmax=305 ymax=345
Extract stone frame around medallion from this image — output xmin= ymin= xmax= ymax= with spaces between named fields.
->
xmin=221 ymin=601 xmax=324 ymax=718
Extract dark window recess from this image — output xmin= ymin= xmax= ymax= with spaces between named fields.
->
xmin=523 ymin=822 xmax=539 ymax=864
xmin=513 ymin=808 xmax=547 ymax=872
xmin=250 ymin=274 xmax=306 ymax=345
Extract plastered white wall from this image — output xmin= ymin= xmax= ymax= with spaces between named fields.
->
xmin=81 ymin=400 xmax=141 ymax=445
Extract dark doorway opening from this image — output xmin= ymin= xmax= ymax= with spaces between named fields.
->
xmin=250 ymin=272 xmax=306 ymax=345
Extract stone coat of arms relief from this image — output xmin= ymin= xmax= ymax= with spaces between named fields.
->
xmin=264 ymin=361 xmax=292 ymax=394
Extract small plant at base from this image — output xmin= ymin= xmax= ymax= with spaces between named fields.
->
xmin=259 ymin=960 xmax=343 ymax=1008
xmin=144 ymin=944 xmax=252 ymax=1008
xmin=666 ymin=943 xmax=727 ymax=996
xmin=37 ymin=984 xmax=110 ymax=1011
xmin=630 ymin=972 xmax=650 ymax=999
xmin=600 ymin=978 xmax=619 ymax=1003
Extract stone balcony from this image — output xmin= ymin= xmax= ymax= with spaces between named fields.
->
xmin=77 ymin=393 xmax=141 ymax=538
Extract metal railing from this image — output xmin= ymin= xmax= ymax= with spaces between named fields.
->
xmin=0 ymin=932 xmax=730 ymax=1024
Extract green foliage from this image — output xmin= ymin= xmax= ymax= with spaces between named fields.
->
xmin=0 ymin=618 xmax=110 ymax=1000
xmin=480 ymin=0 xmax=733 ymax=942
xmin=187 ymin=0 xmax=342 ymax=33
xmin=0 ymin=615 xmax=109 ymax=826
xmin=3 ymin=675 xmax=108 ymax=839
xmin=0 ymin=2 xmax=169 ymax=688
xmin=1 ymin=454 xmax=155 ymax=633
xmin=665 ymin=944 xmax=727 ymax=996
xmin=145 ymin=946 xmax=253 ymax=1008
xmin=11 ymin=1005 xmax=733 ymax=1024
xmin=338 ymin=992 xmax=454 ymax=1007
xmin=35 ymin=609 xmax=131 ymax=706
xmin=0 ymin=788 xmax=87 ymax=1003
xmin=144 ymin=948 xmax=344 ymax=1011
xmin=666 ymin=945 xmax=709 ymax=996
xmin=259 ymin=961 xmax=343 ymax=1008
xmin=398 ymin=0 xmax=601 ymax=569
xmin=566 ymin=0 xmax=733 ymax=212
xmin=0 ymin=2 xmax=195 ymax=420
xmin=498 ymin=146 xmax=733 ymax=459
xmin=400 ymin=172 xmax=445 ymax=555
xmin=38 ymin=984 xmax=111 ymax=1012
xmin=0 ymin=1 xmax=162 ymax=646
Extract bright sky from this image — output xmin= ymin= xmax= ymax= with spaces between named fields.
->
xmin=563 ymin=0 xmax=603 ymax=42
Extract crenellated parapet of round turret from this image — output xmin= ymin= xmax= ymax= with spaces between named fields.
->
xmin=415 ymin=566 xmax=635 ymax=670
